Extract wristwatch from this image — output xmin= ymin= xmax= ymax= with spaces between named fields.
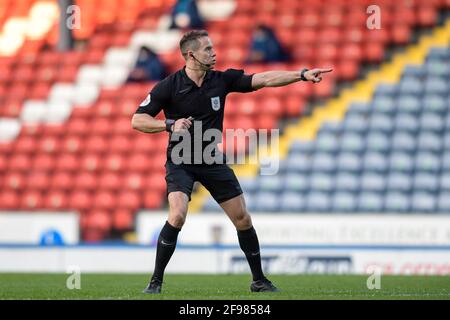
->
xmin=165 ymin=119 xmax=175 ymax=132
xmin=300 ymin=68 xmax=309 ymax=81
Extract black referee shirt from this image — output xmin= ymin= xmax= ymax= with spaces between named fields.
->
xmin=135 ymin=67 xmax=255 ymax=164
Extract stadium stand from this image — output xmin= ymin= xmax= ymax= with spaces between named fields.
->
xmin=0 ymin=0 xmax=449 ymax=241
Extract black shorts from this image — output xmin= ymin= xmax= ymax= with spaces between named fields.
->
xmin=165 ymin=160 xmax=243 ymax=203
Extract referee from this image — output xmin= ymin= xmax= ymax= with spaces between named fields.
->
xmin=132 ymin=30 xmax=332 ymax=294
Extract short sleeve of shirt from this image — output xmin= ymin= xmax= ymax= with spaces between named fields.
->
xmin=223 ymin=68 xmax=254 ymax=93
xmin=134 ymin=80 xmax=170 ymax=117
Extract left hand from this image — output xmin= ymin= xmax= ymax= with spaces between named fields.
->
xmin=304 ymin=68 xmax=333 ymax=83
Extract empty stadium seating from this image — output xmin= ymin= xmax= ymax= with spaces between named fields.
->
xmin=204 ymin=45 xmax=450 ymax=213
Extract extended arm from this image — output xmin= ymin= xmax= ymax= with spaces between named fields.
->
xmin=251 ymin=68 xmax=333 ymax=90
xmin=131 ymin=113 xmax=165 ymax=133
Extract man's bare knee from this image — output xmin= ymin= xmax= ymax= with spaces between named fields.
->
xmin=168 ymin=192 xmax=189 ymax=229
xmin=234 ymin=210 xmax=252 ymax=230
xmin=168 ymin=211 xmax=186 ymax=229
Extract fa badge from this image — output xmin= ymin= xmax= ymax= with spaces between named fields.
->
xmin=140 ymin=94 xmax=151 ymax=106
xmin=211 ymin=96 xmax=221 ymax=111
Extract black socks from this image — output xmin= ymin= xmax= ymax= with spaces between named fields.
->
xmin=152 ymin=221 xmax=181 ymax=282
xmin=237 ymin=226 xmax=265 ymax=281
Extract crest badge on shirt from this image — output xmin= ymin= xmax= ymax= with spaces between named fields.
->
xmin=211 ymin=96 xmax=221 ymax=111
xmin=140 ymin=94 xmax=151 ymax=106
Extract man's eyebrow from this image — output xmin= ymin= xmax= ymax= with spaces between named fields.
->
xmin=205 ymin=46 xmax=212 ymax=50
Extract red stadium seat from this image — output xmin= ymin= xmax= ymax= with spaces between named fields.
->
xmin=117 ymin=191 xmax=141 ymax=210
xmin=93 ymin=191 xmax=117 ymax=209
xmin=50 ymin=172 xmax=74 ymax=191
xmin=85 ymin=135 xmax=108 ymax=153
xmin=8 ymin=154 xmax=32 ymax=172
xmin=74 ymin=172 xmax=98 ymax=190
xmin=145 ymin=172 xmax=166 ymax=193
xmin=27 ymin=172 xmax=51 ymax=190
xmin=4 ymin=172 xmax=26 ymax=190
xmin=45 ymin=191 xmax=69 ymax=210
xmin=81 ymin=153 xmax=101 ymax=171
xmin=86 ymin=210 xmax=112 ymax=233
xmin=112 ymin=209 xmax=134 ymax=230
xmin=21 ymin=191 xmax=44 ymax=209
xmin=98 ymin=172 xmax=122 ymax=190
xmin=32 ymin=154 xmax=56 ymax=171
xmin=69 ymin=190 xmax=93 ymax=210
xmin=0 ymin=191 xmax=20 ymax=209
xmin=143 ymin=191 xmax=164 ymax=209
xmin=56 ymin=154 xmax=80 ymax=171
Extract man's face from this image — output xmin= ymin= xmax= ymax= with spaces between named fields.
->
xmin=192 ymin=36 xmax=216 ymax=69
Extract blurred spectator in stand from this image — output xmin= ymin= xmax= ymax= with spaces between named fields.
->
xmin=127 ymin=47 xmax=167 ymax=83
xmin=169 ymin=0 xmax=205 ymax=29
xmin=246 ymin=24 xmax=290 ymax=64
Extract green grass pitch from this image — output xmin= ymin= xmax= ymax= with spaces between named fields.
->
xmin=0 ymin=274 xmax=449 ymax=300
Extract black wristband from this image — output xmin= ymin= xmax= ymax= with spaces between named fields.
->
xmin=300 ymin=68 xmax=309 ymax=81
xmin=165 ymin=119 xmax=175 ymax=132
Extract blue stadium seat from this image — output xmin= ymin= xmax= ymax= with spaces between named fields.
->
xmin=285 ymin=154 xmax=311 ymax=172
xmin=397 ymin=95 xmax=422 ymax=114
xmin=384 ymin=192 xmax=410 ymax=212
xmin=399 ymin=76 xmax=423 ymax=95
xmin=427 ymin=47 xmax=450 ymax=59
xmin=335 ymin=173 xmax=360 ymax=192
xmin=280 ymin=192 xmax=305 ymax=212
xmin=360 ymin=173 xmax=386 ymax=192
xmin=386 ymin=173 xmax=413 ymax=192
xmin=253 ymin=192 xmax=280 ymax=212
xmin=415 ymin=152 xmax=441 ymax=173
xmin=424 ymin=78 xmax=448 ymax=95
xmin=402 ymin=65 xmax=425 ymax=78
xmin=305 ymin=192 xmax=331 ymax=212
xmin=389 ymin=152 xmax=414 ymax=173
xmin=259 ymin=175 xmax=283 ymax=192
xmin=309 ymin=173 xmax=335 ymax=192
xmin=394 ymin=113 xmax=419 ymax=133
xmin=369 ymin=114 xmax=394 ymax=133
xmin=437 ymin=193 xmax=450 ymax=213
xmin=443 ymin=133 xmax=450 ymax=150
xmin=348 ymin=102 xmax=371 ymax=115
xmin=374 ymin=83 xmax=398 ymax=97
xmin=440 ymin=173 xmax=450 ymax=191
xmin=239 ymin=177 xmax=258 ymax=193
xmin=357 ymin=192 xmax=384 ymax=212
xmin=336 ymin=152 xmax=362 ymax=172
xmin=284 ymin=173 xmax=310 ymax=192
xmin=425 ymin=60 xmax=450 ymax=77
xmin=289 ymin=140 xmax=314 ymax=154
xmin=417 ymin=132 xmax=442 ymax=152
xmin=343 ymin=114 xmax=369 ymax=133
xmin=311 ymin=152 xmax=337 ymax=172
xmin=363 ymin=152 xmax=388 ymax=173
xmin=365 ymin=132 xmax=391 ymax=152
xmin=410 ymin=192 xmax=436 ymax=212
xmin=420 ymin=112 xmax=445 ymax=132
xmin=424 ymin=94 xmax=448 ymax=114
xmin=413 ymin=173 xmax=439 ymax=192
xmin=315 ymin=133 xmax=339 ymax=153
xmin=443 ymin=152 xmax=450 ymax=172
xmin=391 ymin=132 xmax=416 ymax=152
xmin=331 ymin=192 xmax=357 ymax=212
xmin=319 ymin=121 xmax=344 ymax=135
xmin=372 ymin=96 xmax=396 ymax=115
xmin=340 ymin=133 xmax=365 ymax=153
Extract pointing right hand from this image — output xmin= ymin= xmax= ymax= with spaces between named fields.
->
xmin=173 ymin=117 xmax=194 ymax=132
